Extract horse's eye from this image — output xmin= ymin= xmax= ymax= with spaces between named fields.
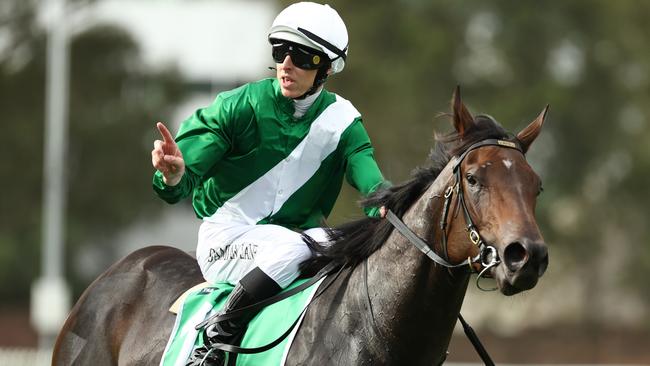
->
xmin=466 ymin=173 xmax=478 ymax=186
xmin=537 ymin=185 xmax=544 ymax=196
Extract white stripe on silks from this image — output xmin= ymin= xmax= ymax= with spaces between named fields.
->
xmin=176 ymin=303 xmax=219 ymax=366
xmin=159 ymin=299 xmax=184 ymax=366
xmin=159 ymin=300 xmax=215 ymax=366
xmin=205 ymin=95 xmax=360 ymax=225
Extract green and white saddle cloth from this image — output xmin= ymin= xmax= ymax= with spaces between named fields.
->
xmin=160 ymin=277 xmax=325 ymax=366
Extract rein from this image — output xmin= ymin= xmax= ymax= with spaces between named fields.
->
xmin=385 ymin=138 xmax=524 ymax=366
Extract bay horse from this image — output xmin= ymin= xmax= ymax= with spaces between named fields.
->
xmin=53 ymin=88 xmax=549 ymax=365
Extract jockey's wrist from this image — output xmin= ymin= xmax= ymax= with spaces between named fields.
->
xmin=163 ymin=173 xmax=183 ymax=187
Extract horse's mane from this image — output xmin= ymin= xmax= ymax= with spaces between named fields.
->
xmin=302 ymin=114 xmax=515 ymax=270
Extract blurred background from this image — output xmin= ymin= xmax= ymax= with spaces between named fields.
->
xmin=1 ymin=0 xmax=649 ymax=364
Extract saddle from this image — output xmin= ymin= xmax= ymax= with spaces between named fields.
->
xmin=170 ymin=282 xmax=211 ymax=314
xmin=160 ymin=277 xmax=327 ymax=366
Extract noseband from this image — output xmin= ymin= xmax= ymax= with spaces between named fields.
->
xmin=386 ymin=138 xmax=524 ymax=291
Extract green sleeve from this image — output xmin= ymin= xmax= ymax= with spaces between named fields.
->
xmin=152 ymin=90 xmax=245 ymax=203
xmin=152 ymin=170 xmax=203 ymax=204
xmin=342 ymin=119 xmax=389 ymax=217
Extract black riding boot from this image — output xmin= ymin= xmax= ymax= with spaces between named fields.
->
xmin=186 ymin=267 xmax=281 ymax=366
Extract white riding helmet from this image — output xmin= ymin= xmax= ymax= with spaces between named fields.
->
xmin=268 ymin=2 xmax=349 ymax=74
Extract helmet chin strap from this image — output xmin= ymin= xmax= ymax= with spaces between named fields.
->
xmin=294 ymin=64 xmax=330 ymax=100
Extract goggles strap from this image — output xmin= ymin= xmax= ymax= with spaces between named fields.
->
xmin=297 ymin=27 xmax=347 ymax=61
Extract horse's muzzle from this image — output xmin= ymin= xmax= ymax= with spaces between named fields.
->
xmin=497 ymin=239 xmax=548 ymax=295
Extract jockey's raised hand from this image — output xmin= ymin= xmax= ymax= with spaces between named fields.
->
xmin=152 ymin=122 xmax=185 ymax=186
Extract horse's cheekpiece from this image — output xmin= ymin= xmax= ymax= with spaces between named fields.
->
xmin=388 ymin=138 xmax=525 ymax=291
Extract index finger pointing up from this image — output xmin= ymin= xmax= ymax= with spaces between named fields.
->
xmin=156 ymin=122 xmax=175 ymax=144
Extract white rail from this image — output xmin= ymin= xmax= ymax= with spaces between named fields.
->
xmin=0 ymin=348 xmax=51 ymax=366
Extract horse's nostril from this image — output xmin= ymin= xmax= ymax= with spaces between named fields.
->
xmin=504 ymin=242 xmax=528 ymax=272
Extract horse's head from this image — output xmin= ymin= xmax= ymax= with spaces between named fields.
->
xmin=443 ymin=87 xmax=548 ymax=296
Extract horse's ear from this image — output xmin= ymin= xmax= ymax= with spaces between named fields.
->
xmin=452 ymin=86 xmax=475 ymax=137
xmin=517 ymin=105 xmax=549 ymax=153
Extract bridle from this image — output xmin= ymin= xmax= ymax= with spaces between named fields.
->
xmin=386 ymin=138 xmax=524 ymax=291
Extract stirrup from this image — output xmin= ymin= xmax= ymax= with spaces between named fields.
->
xmin=186 ymin=344 xmax=225 ymax=366
xmin=204 ymin=285 xmax=251 ymax=340
xmin=212 ymin=320 xmax=238 ymax=338
xmin=203 ymin=321 xmax=244 ymax=344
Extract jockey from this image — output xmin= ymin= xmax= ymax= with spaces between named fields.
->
xmin=151 ymin=2 xmax=387 ymax=364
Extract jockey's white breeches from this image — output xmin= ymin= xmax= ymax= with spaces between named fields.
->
xmin=196 ymin=220 xmax=328 ymax=289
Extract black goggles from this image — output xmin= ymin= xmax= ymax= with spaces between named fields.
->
xmin=271 ymin=41 xmax=328 ymax=70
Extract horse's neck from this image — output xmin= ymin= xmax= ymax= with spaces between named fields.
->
xmin=365 ymin=161 xmax=470 ymax=363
